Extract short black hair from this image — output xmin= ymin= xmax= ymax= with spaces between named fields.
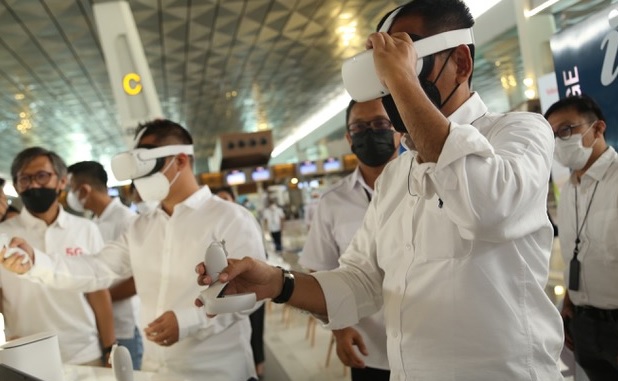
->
xmin=134 ymin=119 xmax=193 ymax=146
xmin=11 ymin=146 xmax=67 ymax=184
xmin=345 ymin=99 xmax=357 ymax=128
xmin=544 ymin=94 xmax=606 ymax=123
xmin=377 ymin=0 xmax=476 ymax=84
xmin=377 ymin=0 xmax=474 ymax=35
xmin=67 ymin=161 xmax=108 ymax=192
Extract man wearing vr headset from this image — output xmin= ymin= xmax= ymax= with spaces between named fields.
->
xmin=2 ymin=120 xmax=266 ymax=380
xmin=196 ymin=0 xmax=563 ymax=380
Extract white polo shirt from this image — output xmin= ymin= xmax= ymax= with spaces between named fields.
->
xmin=27 ymin=186 xmax=266 ymax=380
xmin=301 ymin=167 xmax=389 ymax=370
xmin=0 ymin=207 xmax=104 ymax=364
xmin=262 ymin=205 xmax=285 ymax=232
xmin=313 ymin=93 xmax=564 ymax=380
xmin=93 ymin=197 xmax=140 ymax=339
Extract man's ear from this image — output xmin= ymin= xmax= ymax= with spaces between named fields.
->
xmin=594 ymin=120 xmax=606 ymax=138
xmin=175 ymin=153 xmax=192 ymax=170
xmin=453 ymin=44 xmax=473 ymax=83
xmin=345 ymin=131 xmax=353 ymax=146
xmin=58 ymin=175 xmax=67 ymax=191
xmin=79 ymin=184 xmax=92 ymax=199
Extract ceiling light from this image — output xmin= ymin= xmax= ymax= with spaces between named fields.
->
xmin=339 ymin=13 xmax=353 ymax=20
xmin=465 ymin=0 xmax=503 ymax=18
xmin=525 ymin=88 xmax=536 ymax=99
xmin=524 ymin=0 xmax=559 ymax=18
xmin=554 ymin=285 xmax=565 ymax=296
xmin=523 ymin=77 xmax=534 ymax=87
xmin=290 ymin=177 xmax=299 ymax=185
xmin=271 ymin=89 xmax=349 ymax=158
xmin=14 ymin=94 xmax=24 ymax=100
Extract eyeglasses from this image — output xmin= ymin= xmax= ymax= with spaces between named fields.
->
xmin=554 ymin=120 xmax=597 ymax=140
xmin=16 ymin=171 xmax=55 ymax=188
xmin=348 ymin=118 xmax=393 ymax=136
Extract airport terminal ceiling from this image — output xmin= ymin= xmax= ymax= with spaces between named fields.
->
xmin=0 ymin=0 xmax=614 ymax=179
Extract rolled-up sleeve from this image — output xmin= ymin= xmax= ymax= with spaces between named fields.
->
xmin=411 ymin=113 xmax=554 ymax=242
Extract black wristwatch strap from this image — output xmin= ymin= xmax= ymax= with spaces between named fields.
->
xmin=272 ymin=267 xmax=295 ymax=304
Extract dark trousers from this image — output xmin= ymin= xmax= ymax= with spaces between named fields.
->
xmin=351 ymin=366 xmax=390 ymax=381
xmin=249 ymin=304 xmax=265 ymax=364
xmin=270 ymin=231 xmax=282 ymax=252
xmin=570 ymin=307 xmax=618 ymax=381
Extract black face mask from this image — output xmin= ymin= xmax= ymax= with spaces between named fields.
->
xmin=351 ymin=129 xmax=396 ymax=167
xmin=382 ymin=49 xmax=460 ymax=133
xmin=20 ymin=188 xmax=58 ymax=214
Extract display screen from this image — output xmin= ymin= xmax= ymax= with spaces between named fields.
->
xmin=226 ymin=170 xmax=246 ymax=185
xmin=322 ymin=157 xmax=341 ymax=172
xmin=299 ymin=160 xmax=317 ymax=175
xmin=251 ymin=167 xmax=271 ymax=182
xmin=108 ymin=187 xmax=120 ymax=197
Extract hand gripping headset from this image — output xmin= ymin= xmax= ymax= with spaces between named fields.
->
xmin=341 ymin=7 xmax=475 ymax=102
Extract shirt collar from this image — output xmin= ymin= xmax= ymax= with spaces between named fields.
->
xmin=582 ymin=146 xmax=617 ymax=182
xmin=349 ymin=167 xmax=373 ymax=196
xmin=95 ymin=197 xmax=122 ymax=222
xmin=178 ymin=186 xmax=213 ymax=210
xmin=19 ymin=204 xmax=69 ymax=229
xmin=447 ymin=92 xmax=488 ymax=126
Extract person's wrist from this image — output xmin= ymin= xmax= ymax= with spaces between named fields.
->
xmin=102 ymin=341 xmax=118 ymax=357
xmin=272 ymin=266 xmax=294 ymax=304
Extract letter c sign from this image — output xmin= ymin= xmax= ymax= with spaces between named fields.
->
xmin=123 ymin=73 xmax=142 ymax=95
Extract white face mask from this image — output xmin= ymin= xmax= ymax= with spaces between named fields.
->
xmin=133 ymin=156 xmax=180 ymax=202
xmin=554 ymin=124 xmax=596 ymax=170
xmin=66 ymin=189 xmax=86 ymax=213
xmin=135 ymin=201 xmax=159 ymax=214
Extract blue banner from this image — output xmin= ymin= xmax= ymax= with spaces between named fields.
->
xmin=550 ymin=5 xmax=618 ymax=148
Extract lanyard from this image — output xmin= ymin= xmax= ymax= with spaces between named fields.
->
xmin=362 ymin=187 xmax=372 ymax=203
xmin=568 ymin=180 xmax=600 ymax=291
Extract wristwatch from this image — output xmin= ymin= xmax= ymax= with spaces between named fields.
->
xmin=272 ymin=267 xmax=295 ymax=304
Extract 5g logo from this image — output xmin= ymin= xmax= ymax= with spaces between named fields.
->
xmin=122 ymin=72 xmax=142 ymax=95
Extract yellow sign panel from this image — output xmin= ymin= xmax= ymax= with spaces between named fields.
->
xmin=122 ymin=73 xmax=142 ymax=95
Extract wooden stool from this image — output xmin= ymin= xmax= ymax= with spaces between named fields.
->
xmin=325 ymin=332 xmax=348 ymax=376
xmin=305 ymin=315 xmax=317 ymax=347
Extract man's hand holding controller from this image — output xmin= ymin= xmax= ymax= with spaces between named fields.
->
xmin=194 ymin=243 xmax=288 ymax=315
xmin=0 ymin=234 xmax=34 ymax=273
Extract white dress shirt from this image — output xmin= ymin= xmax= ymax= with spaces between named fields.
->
xmin=313 ymin=93 xmax=564 ymax=381
xmin=301 ymin=167 xmax=389 ymax=370
xmin=0 ymin=207 xmax=103 ymax=364
xmin=558 ymin=146 xmax=618 ymax=308
xmin=27 ymin=187 xmax=266 ymax=380
xmin=93 ymin=197 xmax=140 ymax=339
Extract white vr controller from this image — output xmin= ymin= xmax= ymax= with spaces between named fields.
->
xmin=341 ymin=28 xmax=475 ymax=102
xmin=198 ymin=241 xmax=257 ymax=315
xmin=110 ymin=344 xmax=134 ymax=381
xmin=0 ymin=234 xmax=30 ymax=265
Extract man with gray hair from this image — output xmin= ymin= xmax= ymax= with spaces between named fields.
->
xmin=0 ymin=147 xmax=116 ymax=365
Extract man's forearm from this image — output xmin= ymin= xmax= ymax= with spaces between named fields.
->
xmin=286 ymin=271 xmax=328 ymax=319
xmin=86 ymin=290 xmax=116 ymax=347
xmin=109 ymin=277 xmax=136 ymax=301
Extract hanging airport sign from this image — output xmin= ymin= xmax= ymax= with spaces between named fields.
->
xmin=550 ymin=4 xmax=618 ymax=148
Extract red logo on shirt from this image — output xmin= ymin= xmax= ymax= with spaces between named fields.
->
xmin=65 ymin=247 xmax=83 ymax=256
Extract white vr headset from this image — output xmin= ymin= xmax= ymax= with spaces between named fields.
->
xmin=341 ymin=6 xmax=475 ymax=102
xmin=111 ymin=145 xmax=194 ymax=181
